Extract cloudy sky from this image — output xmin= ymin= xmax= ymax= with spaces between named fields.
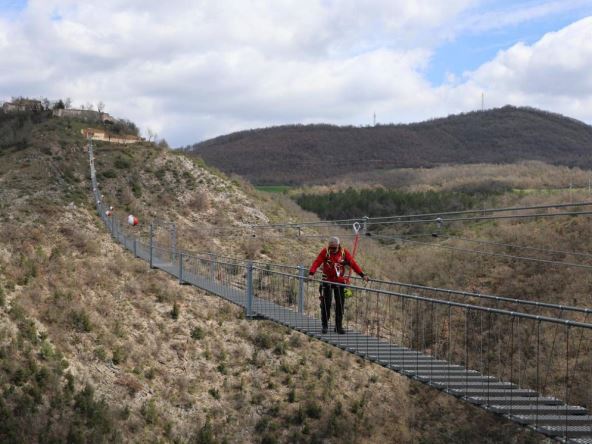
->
xmin=1 ymin=0 xmax=591 ymax=146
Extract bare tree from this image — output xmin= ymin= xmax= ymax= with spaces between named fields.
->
xmin=97 ymin=101 xmax=105 ymax=113
xmin=146 ymin=128 xmax=157 ymax=142
xmin=64 ymin=98 xmax=72 ymax=109
xmin=86 ymin=102 xmax=94 ymax=111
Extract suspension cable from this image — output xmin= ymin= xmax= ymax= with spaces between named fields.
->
xmin=370 ymin=234 xmax=592 ymax=270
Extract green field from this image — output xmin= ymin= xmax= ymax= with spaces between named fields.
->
xmin=255 ymin=185 xmax=292 ymax=193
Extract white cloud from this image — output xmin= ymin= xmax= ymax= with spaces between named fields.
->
xmin=458 ymin=0 xmax=592 ymax=33
xmin=0 ymin=1 xmax=591 ymax=146
xmin=446 ymin=17 xmax=592 ymax=118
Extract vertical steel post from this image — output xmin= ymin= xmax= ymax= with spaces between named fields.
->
xmin=133 ymin=238 xmax=137 ymax=258
xmin=246 ymin=261 xmax=254 ymax=318
xmin=298 ymin=265 xmax=305 ymax=314
xmin=111 ymin=215 xmax=115 ymax=237
xmin=179 ymin=252 xmax=184 ymax=284
xmin=209 ymin=253 xmax=216 ymax=281
xmin=149 ymin=223 xmax=154 ymax=269
xmin=171 ymin=223 xmax=177 ymax=262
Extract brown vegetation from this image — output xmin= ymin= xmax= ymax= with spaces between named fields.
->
xmin=188 ymin=106 xmax=592 ymax=185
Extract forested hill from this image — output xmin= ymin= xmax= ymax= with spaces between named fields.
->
xmin=187 ymin=106 xmax=592 ymax=185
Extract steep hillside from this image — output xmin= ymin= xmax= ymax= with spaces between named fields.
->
xmin=0 ymin=112 xmax=542 ymax=442
xmin=188 ymin=106 xmax=592 ymax=185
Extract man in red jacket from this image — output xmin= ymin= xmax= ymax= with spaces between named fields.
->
xmin=309 ymin=236 xmax=369 ymax=334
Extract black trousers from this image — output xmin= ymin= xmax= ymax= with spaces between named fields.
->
xmin=320 ymin=283 xmax=345 ymax=329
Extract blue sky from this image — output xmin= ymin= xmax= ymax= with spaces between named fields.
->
xmin=0 ymin=1 xmax=591 ymax=145
xmin=0 ymin=0 xmax=26 ymax=15
xmin=428 ymin=1 xmax=592 ymax=84
xmin=429 ymin=17 xmax=583 ymax=84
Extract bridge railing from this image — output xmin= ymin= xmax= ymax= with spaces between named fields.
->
xmin=175 ymin=252 xmax=592 ymax=322
xmin=249 ymin=265 xmax=592 ymax=436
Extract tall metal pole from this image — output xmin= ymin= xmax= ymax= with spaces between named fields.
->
xmin=171 ymin=223 xmax=177 ymax=262
xmin=298 ymin=265 xmax=305 ymax=314
xmin=149 ymin=222 xmax=154 ymax=269
xmin=246 ymin=261 xmax=254 ymax=318
xmin=209 ymin=253 xmax=216 ymax=281
xmin=179 ymin=252 xmax=184 ymax=284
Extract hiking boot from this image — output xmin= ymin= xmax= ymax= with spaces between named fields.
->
xmin=322 ymin=327 xmax=328 ymax=334
xmin=336 ymin=327 xmax=346 ymax=335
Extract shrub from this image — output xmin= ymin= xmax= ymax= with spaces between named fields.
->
xmin=131 ymin=181 xmax=142 ymax=198
xmin=0 ymin=286 xmax=4 ymax=307
xmin=171 ymin=302 xmax=180 ymax=320
xmin=69 ymin=309 xmax=92 ymax=332
xmin=141 ymin=399 xmax=158 ymax=425
xmin=114 ymin=157 xmax=131 ymax=169
xmin=288 ymin=334 xmax=302 ymax=348
xmin=252 ymin=331 xmax=273 ymax=349
xmin=194 ymin=419 xmax=214 ymax=444
xmin=255 ymin=417 xmax=270 ymax=433
xmin=73 ymin=384 xmax=114 ymax=434
xmin=287 ymin=387 xmax=296 ymax=403
xmin=273 ymin=342 xmax=286 ymax=356
xmin=145 ymin=367 xmax=156 ymax=380
xmin=94 ymin=347 xmax=107 ymax=361
xmin=304 ymin=400 xmax=322 ymax=419
xmin=155 ymin=168 xmax=166 ymax=181
xmin=188 ymin=191 xmax=210 ymax=211
xmin=261 ymin=434 xmax=278 ymax=444
xmin=112 ymin=346 xmax=127 ymax=365
xmin=102 ymin=169 xmax=117 ymax=179
xmin=191 ymin=326 xmax=205 ymax=340
xmin=19 ymin=319 xmax=37 ymax=343
xmin=39 ymin=341 xmax=54 ymax=360
xmin=208 ymin=388 xmax=220 ymax=400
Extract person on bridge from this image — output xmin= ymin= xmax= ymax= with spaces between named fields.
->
xmin=308 ymin=236 xmax=369 ymax=335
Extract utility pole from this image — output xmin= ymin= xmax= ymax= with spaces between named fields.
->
xmin=373 ymin=112 xmax=376 ymax=127
xmin=481 ymin=92 xmax=484 ymax=111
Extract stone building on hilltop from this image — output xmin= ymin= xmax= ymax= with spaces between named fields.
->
xmin=2 ymin=98 xmax=44 ymax=112
xmin=53 ymin=108 xmax=115 ymax=123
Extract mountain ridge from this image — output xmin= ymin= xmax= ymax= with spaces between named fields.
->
xmin=187 ymin=105 xmax=592 ymax=185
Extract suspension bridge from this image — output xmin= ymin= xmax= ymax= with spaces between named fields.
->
xmin=88 ymin=140 xmax=592 ymax=443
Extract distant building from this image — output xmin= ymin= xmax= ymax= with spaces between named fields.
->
xmin=53 ymin=108 xmax=115 ymax=123
xmin=81 ymin=128 xmax=143 ymax=145
xmin=2 ymin=98 xmax=44 ymax=112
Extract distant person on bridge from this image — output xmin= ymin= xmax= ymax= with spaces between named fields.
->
xmin=308 ymin=236 xmax=369 ymax=334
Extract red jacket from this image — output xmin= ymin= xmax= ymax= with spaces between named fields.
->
xmin=309 ymin=247 xmax=364 ymax=283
